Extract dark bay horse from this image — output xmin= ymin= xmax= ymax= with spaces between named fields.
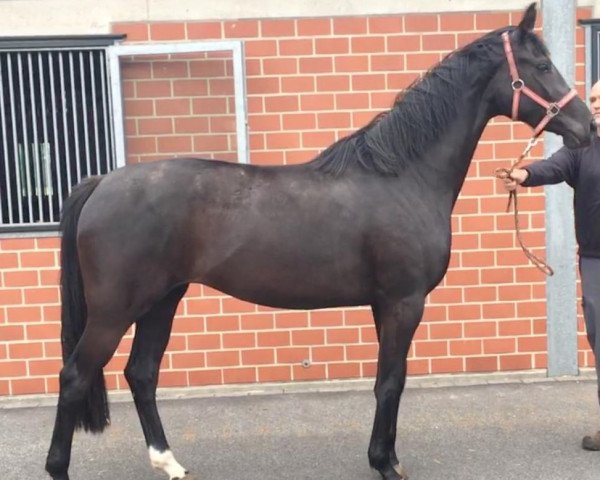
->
xmin=46 ymin=4 xmax=595 ymax=480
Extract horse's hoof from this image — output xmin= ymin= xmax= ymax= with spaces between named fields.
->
xmin=393 ymin=463 xmax=409 ymax=479
xmin=582 ymin=431 xmax=600 ymax=451
xmin=377 ymin=464 xmax=408 ymax=480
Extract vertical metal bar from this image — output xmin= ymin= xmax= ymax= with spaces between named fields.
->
xmin=49 ymin=52 xmax=64 ymax=213
xmin=39 ymin=52 xmax=54 ymax=222
xmin=6 ymin=53 xmax=23 ymax=223
xmin=79 ymin=51 xmax=91 ymax=178
xmin=28 ymin=52 xmax=43 ymax=221
xmin=232 ymin=42 xmax=249 ymax=164
xmin=543 ymin=0 xmax=578 ymax=376
xmin=107 ymin=46 xmax=126 ymax=167
xmin=100 ymin=50 xmax=113 ymax=172
xmin=0 ymin=56 xmax=13 ymax=224
xmin=59 ymin=52 xmax=73 ymax=194
xmin=89 ymin=51 xmax=101 ymax=174
xmin=69 ymin=52 xmax=82 ymax=183
xmin=17 ymin=53 xmax=34 ymax=221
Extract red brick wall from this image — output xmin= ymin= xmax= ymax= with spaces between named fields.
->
xmin=0 ymin=8 xmax=594 ymax=396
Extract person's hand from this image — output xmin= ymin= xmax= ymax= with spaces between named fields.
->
xmin=497 ymin=168 xmax=528 ymax=192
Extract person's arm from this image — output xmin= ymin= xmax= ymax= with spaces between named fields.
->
xmin=498 ymin=146 xmax=579 ymax=192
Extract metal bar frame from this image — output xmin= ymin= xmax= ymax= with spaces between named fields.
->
xmin=107 ymin=40 xmax=249 ymax=167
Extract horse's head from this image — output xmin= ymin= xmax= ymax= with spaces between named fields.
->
xmin=487 ymin=3 xmax=594 ymax=148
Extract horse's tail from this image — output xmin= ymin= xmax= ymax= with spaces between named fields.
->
xmin=59 ymin=175 xmax=109 ymax=433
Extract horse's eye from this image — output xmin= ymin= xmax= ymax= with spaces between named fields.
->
xmin=537 ymin=63 xmax=551 ymax=72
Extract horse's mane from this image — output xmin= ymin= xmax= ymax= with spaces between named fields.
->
xmin=309 ymin=27 xmax=547 ymax=176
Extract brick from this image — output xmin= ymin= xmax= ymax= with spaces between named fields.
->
xmin=257 ymin=331 xmax=290 ymax=347
xmin=440 ymin=13 xmax=474 ymax=32
xmin=189 ymin=369 xmax=222 ymax=386
xmin=206 ymin=315 xmax=239 ymax=332
xmin=207 ymin=351 xmax=239 ymax=367
xmin=333 ymin=17 xmax=367 ymax=35
xmin=173 ymin=79 xmax=209 ymax=97
xmin=24 ymin=288 xmax=59 ymax=305
xmin=245 ymin=40 xmax=278 ymax=58
xmin=157 ymin=136 xmax=192 ymax=154
xmin=186 ymin=22 xmax=223 ymax=40
xmin=263 ymin=58 xmax=298 ymax=75
xmin=315 ymin=38 xmax=349 ymax=55
xmin=316 ymin=75 xmax=350 ymax=93
xmin=465 ymin=356 xmax=497 ymax=373
xmin=0 ymin=253 xmax=18 ymax=268
xmin=0 ymin=289 xmax=23 ymax=306
xmin=150 ymin=23 xmax=186 ymax=41
xmin=310 ymin=310 xmax=343 ymax=327
xmin=0 ymin=360 xmax=26 ymax=377
xmin=29 ymin=359 xmax=62 ymax=376
xmin=346 ymin=344 xmax=378 ymax=361
xmin=276 ymin=347 xmax=310 ymax=364
xmin=224 ymin=367 xmax=256 ymax=384
xmin=369 ymin=16 xmax=403 ymax=34
xmin=297 ymin=18 xmax=331 ymax=36
xmin=223 ymin=332 xmax=256 ymax=349
xmin=9 ymin=342 xmax=43 ymax=359
xmin=328 ymin=362 xmax=360 ymax=379
xmin=0 ymin=325 xmax=25 ymax=341
xmin=174 ymin=117 xmax=210 ymax=134
xmin=187 ymin=333 xmax=221 ymax=350
xmin=281 ymin=76 xmax=315 ymax=94
xmin=171 ymin=352 xmax=205 ymax=369
xmin=7 ymin=306 xmax=42 ymax=323
xmin=431 ymin=357 xmax=464 ymax=374
xmin=112 ymin=22 xmax=149 ymax=41
xmin=258 ymin=365 xmax=291 ymax=383
xmin=279 ymin=39 xmax=313 ymax=56
xmin=405 ymin=14 xmax=439 ymax=33
xmin=3 ymin=271 xmax=38 ymax=287
xmin=224 ymin=20 xmax=259 ymax=38
xmin=11 ymin=378 xmax=46 ymax=395
xmin=299 ymin=57 xmax=333 ymax=74
xmin=155 ymin=99 xmax=191 ymax=116
xmin=158 ymin=371 xmax=189 ymax=388
xmin=241 ymin=349 xmax=274 ymax=365
xmin=293 ymin=363 xmax=326 ymax=381
xmin=334 ymin=56 xmax=369 ymax=73
xmin=326 ymin=328 xmax=359 ymax=344
xmin=351 ymin=36 xmax=386 ymax=54
xmin=278 ymin=113 xmax=310 ymax=131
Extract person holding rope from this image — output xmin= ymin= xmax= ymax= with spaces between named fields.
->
xmin=499 ymin=79 xmax=600 ymax=451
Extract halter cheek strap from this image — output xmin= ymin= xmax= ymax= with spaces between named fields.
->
xmin=501 ymin=31 xmax=578 ymax=138
xmin=496 ymin=31 xmax=580 ymax=277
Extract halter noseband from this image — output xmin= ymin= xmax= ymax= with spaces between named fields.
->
xmin=502 ymin=31 xmax=577 ymax=138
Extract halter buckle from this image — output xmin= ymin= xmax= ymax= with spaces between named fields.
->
xmin=546 ymin=103 xmax=560 ymax=117
xmin=511 ymin=79 xmax=524 ymax=91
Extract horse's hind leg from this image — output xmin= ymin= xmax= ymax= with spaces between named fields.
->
xmin=369 ymin=294 xmax=424 ymax=480
xmin=125 ymin=284 xmax=189 ymax=480
xmin=46 ymin=319 xmax=130 ymax=480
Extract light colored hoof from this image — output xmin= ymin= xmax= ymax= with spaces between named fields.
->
xmin=393 ymin=463 xmax=408 ymax=480
xmin=149 ymin=447 xmax=188 ymax=480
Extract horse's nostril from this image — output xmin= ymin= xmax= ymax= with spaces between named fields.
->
xmin=591 ymin=119 xmax=597 ymax=133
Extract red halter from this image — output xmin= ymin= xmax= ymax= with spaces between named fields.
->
xmin=501 ymin=31 xmax=578 ymax=138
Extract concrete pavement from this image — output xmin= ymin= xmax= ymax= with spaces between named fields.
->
xmin=2 ymin=375 xmax=600 ymax=480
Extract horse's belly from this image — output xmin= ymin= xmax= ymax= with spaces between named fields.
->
xmin=197 ymin=251 xmax=371 ymax=310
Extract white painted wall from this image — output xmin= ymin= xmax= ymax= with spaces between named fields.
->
xmin=0 ymin=0 xmax=595 ymax=36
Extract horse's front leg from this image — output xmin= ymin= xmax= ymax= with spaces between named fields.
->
xmin=369 ymin=294 xmax=424 ymax=480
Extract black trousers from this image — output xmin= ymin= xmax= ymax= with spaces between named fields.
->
xmin=580 ymin=256 xmax=600 ymax=403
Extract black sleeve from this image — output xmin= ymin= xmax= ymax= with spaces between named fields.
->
xmin=521 ymin=146 xmax=579 ymax=188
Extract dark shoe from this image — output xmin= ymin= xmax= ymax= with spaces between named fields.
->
xmin=582 ymin=431 xmax=600 ymax=451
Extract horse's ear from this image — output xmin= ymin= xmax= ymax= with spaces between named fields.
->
xmin=518 ymin=2 xmax=537 ymax=33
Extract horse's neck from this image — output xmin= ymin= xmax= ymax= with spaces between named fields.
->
xmin=411 ymin=87 xmax=493 ymax=205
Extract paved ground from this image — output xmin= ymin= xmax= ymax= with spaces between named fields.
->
xmin=3 ymin=377 xmax=600 ymax=480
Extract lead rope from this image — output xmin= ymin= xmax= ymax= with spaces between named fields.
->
xmin=494 ymin=137 xmax=554 ymax=276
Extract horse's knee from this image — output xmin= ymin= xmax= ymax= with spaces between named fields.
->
xmin=125 ymin=363 xmax=157 ymax=401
